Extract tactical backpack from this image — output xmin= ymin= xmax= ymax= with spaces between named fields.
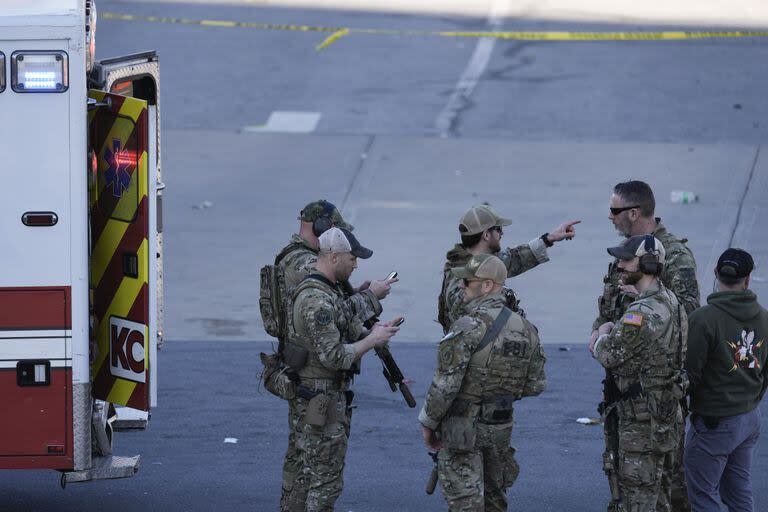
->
xmin=259 ymin=242 xmax=304 ymax=341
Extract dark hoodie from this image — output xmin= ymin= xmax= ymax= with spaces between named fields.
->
xmin=686 ymin=290 xmax=768 ymax=417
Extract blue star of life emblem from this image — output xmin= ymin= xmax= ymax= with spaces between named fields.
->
xmin=104 ymin=138 xmax=133 ymax=198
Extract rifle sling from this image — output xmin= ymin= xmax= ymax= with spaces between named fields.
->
xmin=475 ymin=307 xmax=512 ymax=354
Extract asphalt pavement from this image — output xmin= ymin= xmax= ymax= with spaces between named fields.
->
xmin=3 ymin=340 xmax=767 ymax=511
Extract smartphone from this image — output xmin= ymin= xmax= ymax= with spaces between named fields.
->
xmin=387 ymin=271 xmax=398 ymax=280
xmin=393 ymin=318 xmax=405 ymax=327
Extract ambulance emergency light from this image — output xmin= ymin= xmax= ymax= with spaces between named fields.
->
xmin=11 ymin=51 xmax=68 ymax=92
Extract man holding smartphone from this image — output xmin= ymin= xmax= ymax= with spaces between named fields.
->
xmin=283 ymin=227 xmax=402 ymax=511
xmin=266 ymin=200 xmax=398 ymax=511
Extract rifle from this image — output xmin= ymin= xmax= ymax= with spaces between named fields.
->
xmin=425 ymin=451 xmax=439 ymax=495
xmin=340 ymin=280 xmax=415 ymax=407
xmin=599 ymin=371 xmax=621 ymax=508
xmin=375 ymin=341 xmax=416 ymax=408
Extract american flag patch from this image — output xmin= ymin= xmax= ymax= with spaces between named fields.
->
xmin=623 ymin=312 xmax=644 ymax=327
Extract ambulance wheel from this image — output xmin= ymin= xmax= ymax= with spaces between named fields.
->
xmin=60 ymin=473 xmax=67 ymax=490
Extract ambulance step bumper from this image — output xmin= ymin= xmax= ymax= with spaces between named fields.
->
xmin=113 ymin=406 xmax=149 ymax=430
xmin=62 ymin=455 xmax=140 ymax=485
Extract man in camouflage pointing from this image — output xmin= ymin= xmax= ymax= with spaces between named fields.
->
xmin=438 ymin=203 xmax=580 ymax=332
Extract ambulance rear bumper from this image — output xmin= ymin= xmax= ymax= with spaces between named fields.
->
xmin=62 ymin=454 xmax=140 ymax=485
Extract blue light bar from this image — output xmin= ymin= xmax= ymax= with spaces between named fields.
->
xmin=11 ymin=51 xmax=68 ymax=93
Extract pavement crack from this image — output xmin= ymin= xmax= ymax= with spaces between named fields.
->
xmin=341 ymin=135 xmax=376 ymax=220
xmin=729 ymin=145 xmax=761 ymax=247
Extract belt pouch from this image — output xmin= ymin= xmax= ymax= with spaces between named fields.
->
xmin=283 ymin=342 xmax=309 ymax=370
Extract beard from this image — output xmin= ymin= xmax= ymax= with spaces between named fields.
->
xmin=335 ymin=266 xmax=354 ymax=283
xmin=613 ymin=218 xmax=632 ymax=238
xmin=620 ymin=270 xmax=643 ymax=286
xmin=489 ymin=239 xmax=502 ymax=253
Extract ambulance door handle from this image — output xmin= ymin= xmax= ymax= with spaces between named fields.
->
xmin=156 ymin=181 xmax=165 ymax=234
xmin=123 ymin=253 xmax=139 ymax=278
xmin=87 ymin=97 xmax=112 ymax=111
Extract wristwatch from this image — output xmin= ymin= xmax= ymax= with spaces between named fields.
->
xmin=541 ymin=233 xmax=554 ymax=248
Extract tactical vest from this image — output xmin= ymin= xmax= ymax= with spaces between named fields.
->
xmin=456 ymin=305 xmax=536 ymax=403
xmin=284 ymin=275 xmax=354 ymax=382
xmin=613 ymin=287 xmax=687 ymax=428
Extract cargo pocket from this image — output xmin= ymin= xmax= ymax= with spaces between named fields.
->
xmin=647 ymin=390 xmax=678 ymax=453
xmin=440 ymin=403 xmax=480 ymax=451
xmin=618 ymin=452 xmax=658 ymax=487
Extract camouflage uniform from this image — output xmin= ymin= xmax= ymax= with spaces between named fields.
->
xmin=594 ymin=219 xmax=699 ymax=512
xmin=276 ymin=235 xmax=381 ymax=511
xmin=594 ymin=280 xmax=688 ymax=512
xmin=420 ymin=292 xmax=547 ymax=511
xmin=438 ymin=239 xmax=548 ymax=333
xmin=281 ymin=273 xmax=365 ymax=512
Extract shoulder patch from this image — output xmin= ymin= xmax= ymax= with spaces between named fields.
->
xmin=314 ymin=308 xmax=333 ymax=326
xmin=623 ymin=311 xmax=644 ymax=327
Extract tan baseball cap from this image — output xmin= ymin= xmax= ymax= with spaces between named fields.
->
xmin=458 ymin=204 xmax=513 ymax=236
xmin=451 ymin=254 xmax=507 ymax=285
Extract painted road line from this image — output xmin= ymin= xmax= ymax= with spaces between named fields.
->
xmin=243 ymin=111 xmax=322 ymax=133
xmin=435 ymin=0 xmax=510 ymax=137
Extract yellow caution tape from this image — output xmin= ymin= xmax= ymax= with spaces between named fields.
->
xmin=316 ymin=28 xmax=351 ymax=50
xmin=101 ymin=12 xmax=768 ymax=51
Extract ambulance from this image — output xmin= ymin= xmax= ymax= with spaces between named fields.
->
xmin=0 ymin=0 xmax=164 ymax=485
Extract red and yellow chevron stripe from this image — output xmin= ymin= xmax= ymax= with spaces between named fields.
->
xmin=88 ymin=90 xmax=150 ymax=411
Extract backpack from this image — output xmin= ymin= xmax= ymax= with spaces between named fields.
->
xmin=259 ymin=242 xmax=304 ymax=341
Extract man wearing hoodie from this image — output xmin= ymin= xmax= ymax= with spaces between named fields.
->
xmin=437 ymin=203 xmax=580 ymax=333
xmin=685 ymin=248 xmax=768 ymax=512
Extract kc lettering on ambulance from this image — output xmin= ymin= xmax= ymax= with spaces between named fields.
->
xmin=0 ymin=0 xmax=164 ymax=484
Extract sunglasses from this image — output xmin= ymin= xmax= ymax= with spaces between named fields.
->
xmin=461 ymin=278 xmax=485 ymax=286
xmin=488 ymin=226 xmax=503 ymax=235
xmin=610 ymin=205 xmax=640 ymax=215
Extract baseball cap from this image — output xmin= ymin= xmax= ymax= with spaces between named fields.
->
xmin=717 ymin=248 xmax=754 ymax=278
xmin=299 ymin=200 xmax=354 ymax=231
xmin=318 ymin=227 xmax=373 ymax=259
xmin=451 ymin=254 xmax=507 ymax=285
xmin=458 ymin=204 xmax=513 ymax=236
xmin=607 ymin=235 xmax=666 ymax=264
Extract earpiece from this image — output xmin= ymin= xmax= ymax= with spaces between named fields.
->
xmin=312 ymin=200 xmax=336 ymax=237
xmin=638 ymin=235 xmax=662 ymax=275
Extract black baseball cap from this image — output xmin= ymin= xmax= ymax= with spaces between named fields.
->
xmin=607 ymin=235 xmax=665 ymax=263
xmin=717 ymin=248 xmax=754 ymax=278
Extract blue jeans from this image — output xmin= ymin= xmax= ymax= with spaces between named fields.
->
xmin=683 ymin=408 xmax=761 ymax=512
